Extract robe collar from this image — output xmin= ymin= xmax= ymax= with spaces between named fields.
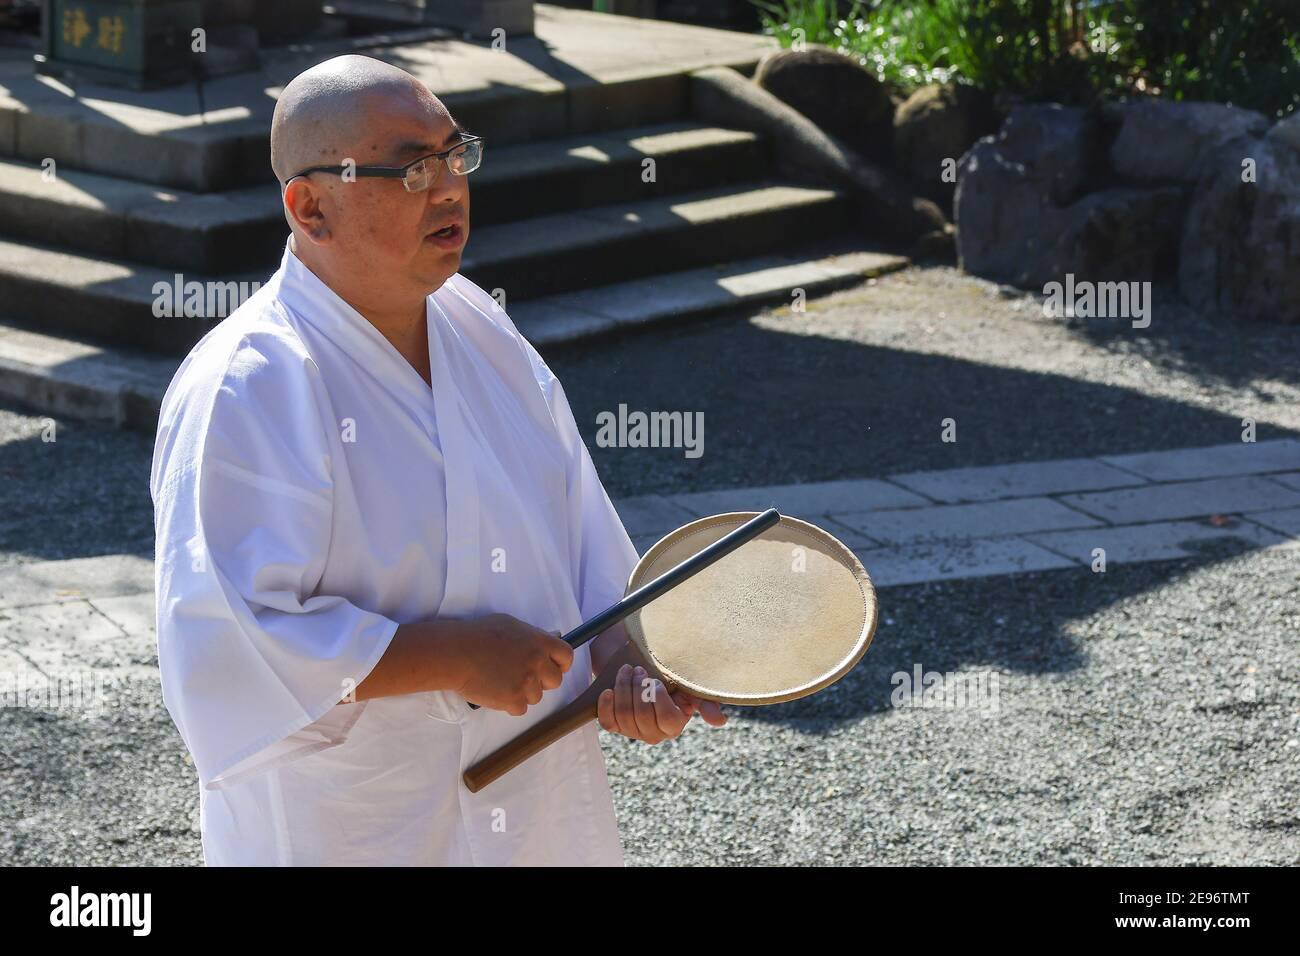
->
xmin=274 ymin=242 xmax=440 ymax=428
xmin=273 ymin=241 xmax=483 ymax=621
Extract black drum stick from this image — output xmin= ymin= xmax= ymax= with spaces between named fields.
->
xmin=466 ymin=508 xmax=780 ymax=710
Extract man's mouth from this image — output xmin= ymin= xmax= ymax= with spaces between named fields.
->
xmin=425 ymin=222 xmax=465 ymax=249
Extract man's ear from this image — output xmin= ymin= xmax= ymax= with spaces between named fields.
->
xmin=284 ymin=179 xmax=331 ymax=243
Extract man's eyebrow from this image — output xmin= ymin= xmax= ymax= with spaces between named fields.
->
xmin=441 ymin=123 xmax=469 ymax=148
xmin=393 ymin=125 xmax=468 ymax=160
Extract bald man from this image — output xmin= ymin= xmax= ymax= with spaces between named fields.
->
xmin=151 ymin=55 xmax=723 ymax=866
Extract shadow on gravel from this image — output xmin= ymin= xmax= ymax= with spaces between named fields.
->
xmin=0 ymin=400 xmax=155 ymax=563
xmin=1057 ymin=284 xmax=1300 ymax=392
xmin=550 ymin=314 xmax=1300 ymax=497
xmin=739 ymin=541 xmax=1266 ymax=730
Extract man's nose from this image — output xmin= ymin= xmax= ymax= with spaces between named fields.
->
xmin=426 ymin=164 xmax=466 ymax=205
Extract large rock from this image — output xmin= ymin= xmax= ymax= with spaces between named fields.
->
xmin=692 ymin=66 xmax=946 ymax=244
xmin=1178 ymin=129 xmax=1300 ymax=323
xmin=994 ymin=104 xmax=1101 ymax=204
xmin=754 ymin=47 xmax=894 ymax=165
xmin=893 ymin=83 xmax=999 ymax=203
xmin=1057 ymin=187 xmax=1184 ymax=281
xmin=956 ymin=106 xmax=1087 ymax=284
xmin=1108 ymin=100 xmax=1269 ymax=184
xmin=1265 ymin=112 xmax=1300 ymax=151
xmin=955 ymin=137 xmax=1051 ymax=285
xmin=956 ymin=105 xmax=1182 ymax=287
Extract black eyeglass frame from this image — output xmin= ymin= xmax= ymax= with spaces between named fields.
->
xmin=283 ymin=135 xmax=484 ymax=189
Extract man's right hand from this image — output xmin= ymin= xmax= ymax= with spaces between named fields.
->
xmin=448 ymin=614 xmax=573 ymax=715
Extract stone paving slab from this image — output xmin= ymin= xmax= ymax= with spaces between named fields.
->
xmin=3 ymin=440 xmax=1298 ymax=616
xmin=1269 ymin=471 xmax=1300 ymax=493
xmin=1245 ymin=506 xmax=1300 ymax=538
xmin=90 ymin=593 xmax=157 ymax=641
xmin=854 ymin=537 xmax=1078 ymax=588
xmin=618 ymin=442 xmax=1300 ymax=578
xmin=612 ymin=494 xmax=695 ymax=536
xmin=1060 ymin=476 xmax=1300 ymax=525
xmin=628 ymin=516 xmax=878 ymax=554
xmin=889 ymin=457 xmax=1144 ymax=503
xmin=833 ymin=497 xmax=1101 ymax=547
xmin=810 ymin=517 xmax=879 ymax=550
xmin=666 ymin=477 xmax=926 ymax=522
xmin=1100 ymin=439 xmax=1300 ymax=482
xmin=0 ymin=598 xmax=139 ymax=672
xmin=1027 ymin=518 xmax=1292 ymax=566
xmin=0 ymin=596 xmax=160 ymax=705
xmin=0 ymin=555 xmax=153 ymax=610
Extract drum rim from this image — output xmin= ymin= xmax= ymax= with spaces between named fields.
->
xmin=623 ymin=512 xmax=878 ymax=705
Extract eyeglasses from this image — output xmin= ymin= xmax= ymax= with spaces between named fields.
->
xmin=284 ymin=136 xmax=484 ymax=192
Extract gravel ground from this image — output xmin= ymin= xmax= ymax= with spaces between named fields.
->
xmin=613 ymin=547 xmax=1299 ymax=866
xmin=0 ymin=265 xmax=1296 ymax=865
xmin=2 ymin=546 xmax=1294 ymax=866
xmin=0 ymin=680 xmax=200 ymax=866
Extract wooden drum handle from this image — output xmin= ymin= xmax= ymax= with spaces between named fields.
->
xmin=463 ymin=643 xmax=651 ymax=793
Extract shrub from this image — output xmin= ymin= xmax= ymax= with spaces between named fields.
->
xmin=752 ymin=0 xmax=1300 ymax=117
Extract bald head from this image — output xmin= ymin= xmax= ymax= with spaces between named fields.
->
xmin=271 ymin=55 xmax=451 ymax=183
xmin=271 ymin=55 xmax=473 ymax=328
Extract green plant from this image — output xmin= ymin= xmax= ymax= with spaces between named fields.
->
xmin=1106 ymin=1 xmax=1300 ymax=116
xmin=752 ymin=0 xmax=1300 ymax=117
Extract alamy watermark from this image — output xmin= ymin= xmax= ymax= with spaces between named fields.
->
xmin=1042 ymin=273 xmax=1151 ymax=328
xmin=891 ymin=664 xmax=1000 ymax=714
xmin=50 ymin=886 xmax=150 ymax=936
xmin=0 ymin=670 xmax=158 ymax=715
xmin=595 ymin=404 xmax=704 ymax=459
xmin=152 ymin=274 xmax=262 ymax=319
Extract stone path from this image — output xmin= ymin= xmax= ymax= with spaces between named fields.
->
xmin=1 ymin=439 xmax=1295 ymax=685
xmin=0 ymin=554 xmax=156 ymax=695
xmin=616 ymin=438 xmax=1300 ymax=586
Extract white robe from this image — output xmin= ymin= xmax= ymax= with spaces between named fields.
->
xmin=151 ymin=243 xmax=638 ymax=866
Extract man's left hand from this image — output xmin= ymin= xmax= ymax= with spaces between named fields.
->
xmin=597 ymin=663 xmax=727 ymax=744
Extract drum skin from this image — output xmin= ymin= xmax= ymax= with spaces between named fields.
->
xmin=624 ymin=513 xmax=878 ymax=705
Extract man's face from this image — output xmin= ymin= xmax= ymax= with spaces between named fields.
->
xmin=309 ymin=87 xmax=471 ymax=299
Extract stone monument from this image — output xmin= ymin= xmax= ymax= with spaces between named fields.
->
xmin=332 ymin=0 xmax=535 ymax=38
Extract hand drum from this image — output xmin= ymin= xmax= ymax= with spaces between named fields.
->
xmin=462 ymin=512 xmax=878 ymax=792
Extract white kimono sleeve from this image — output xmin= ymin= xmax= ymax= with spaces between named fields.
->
xmin=528 ymin=356 xmax=640 ymax=622
xmin=152 ymin=334 xmax=400 ymax=790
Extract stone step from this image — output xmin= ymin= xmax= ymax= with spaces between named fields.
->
xmin=0 ymin=244 xmax=907 ymax=430
xmin=513 ymin=244 xmax=908 ymax=346
xmin=0 ymin=321 xmax=174 ymax=431
xmin=0 ymin=123 xmax=768 ymax=273
xmin=0 ymin=5 xmax=773 ymax=191
xmin=463 ymin=181 xmax=854 ymax=300
xmin=0 ymin=238 xmax=225 ymax=355
xmin=0 ymin=181 xmax=854 ymax=352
